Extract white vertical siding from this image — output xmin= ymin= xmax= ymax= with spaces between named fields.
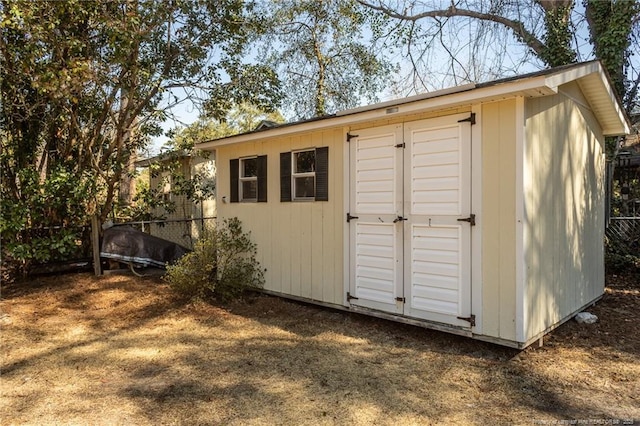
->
xmin=481 ymin=99 xmax=518 ymax=342
xmin=215 ymin=128 xmax=345 ymax=306
xmin=524 ymin=81 xmax=606 ymax=341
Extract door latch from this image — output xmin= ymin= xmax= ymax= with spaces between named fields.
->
xmin=393 ymin=215 xmax=407 ymax=223
xmin=457 ymin=214 xmax=476 ymax=226
xmin=346 ymin=213 xmax=359 ymax=223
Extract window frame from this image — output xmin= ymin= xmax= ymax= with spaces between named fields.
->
xmin=230 ymin=155 xmax=267 ymax=203
xmin=291 ymin=149 xmax=316 ymax=201
xmin=239 ymin=156 xmax=258 ymax=202
xmin=280 ymin=147 xmax=328 ymax=203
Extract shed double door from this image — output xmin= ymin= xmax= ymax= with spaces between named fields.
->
xmin=348 ymin=113 xmax=473 ymax=328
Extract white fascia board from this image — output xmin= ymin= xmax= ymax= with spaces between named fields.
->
xmin=543 ymin=61 xmax=601 ymax=91
xmin=587 ymin=72 xmax=631 ymax=135
xmin=337 ymin=83 xmax=477 ymax=116
xmin=547 ymin=62 xmax=630 ymax=136
xmin=603 ymin=126 xmax=630 ymax=136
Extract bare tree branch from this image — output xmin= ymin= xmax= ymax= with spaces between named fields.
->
xmin=357 ymin=0 xmax=546 ymax=56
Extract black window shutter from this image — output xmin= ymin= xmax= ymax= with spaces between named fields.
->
xmin=257 ymin=155 xmax=267 ymax=202
xmin=230 ymin=158 xmax=239 ymax=203
xmin=315 ymin=146 xmax=329 ymax=201
xmin=280 ymin=152 xmax=292 ymax=202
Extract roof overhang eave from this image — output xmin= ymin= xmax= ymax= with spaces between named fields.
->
xmin=196 ymin=77 xmax=554 ymax=150
xmin=541 ymin=62 xmax=628 ymax=135
xmin=196 ymin=62 xmax=631 ymax=150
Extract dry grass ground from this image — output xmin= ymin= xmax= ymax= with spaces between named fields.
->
xmin=1 ymin=272 xmax=638 ymax=425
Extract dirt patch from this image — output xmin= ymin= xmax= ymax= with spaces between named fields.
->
xmin=1 ymin=272 xmax=638 ymax=425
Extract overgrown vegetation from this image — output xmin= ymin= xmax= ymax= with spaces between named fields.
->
xmin=605 ymin=234 xmax=640 ymax=274
xmin=165 ymin=218 xmax=265 ymax=302
xmin=0 ymin=166 xmax=94 ymax=278
xmin=0 ymin=0 xmax=280 ymax=278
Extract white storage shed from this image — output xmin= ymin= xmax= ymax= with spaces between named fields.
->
xmin=197 ymin=61 xmax=629 ymax=348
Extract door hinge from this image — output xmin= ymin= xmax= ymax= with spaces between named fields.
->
xmin=395 ymin=143 xmax=405 ymax=148
xmin=346 ymin=213 xmax=359 ymax=223
xmin=347 ymin=292 xmax=359 ymax=301
xmin=457 ymin=214 xmax=476 ymax=226
xmin=457 ymin=113 xmax=476 ymax=125
xmin=347 ymin=132 xmax=359 ymax=142
xmin=457 ymin=314 xmax=476 ymax=327
xmin=395 ymin=297 xmax=406 ymax=303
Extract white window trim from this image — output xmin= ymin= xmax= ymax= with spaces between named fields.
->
xmin=292 ymin=149 xmax=316 ymax=201
xmin=239 ymin=156 xmax=258 ymax=202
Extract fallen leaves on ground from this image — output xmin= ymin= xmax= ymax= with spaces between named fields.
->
xmin=1 ymin=272 xmax=638 ymax=425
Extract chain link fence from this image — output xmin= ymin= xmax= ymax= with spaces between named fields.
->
xmin=112 ymin=217 xmax=216 ymax=250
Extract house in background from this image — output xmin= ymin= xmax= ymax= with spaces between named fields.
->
xmin=197 ymin=61 xmax=629 ymax=348
xmin=135 ymin=150 xmax=216 ymax=247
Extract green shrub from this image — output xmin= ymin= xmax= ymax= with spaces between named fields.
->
xmin=604 ymin=233 xmax=640 ymax=274
xmin=164 ymin=217 xmax=265 ymax=301
xmin=605 ymin=252 xmax=640 ymax=273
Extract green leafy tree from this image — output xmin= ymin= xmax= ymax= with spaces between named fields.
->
xmin=168 ymin=102 xmax=286 ymax=151
xmin=0 ymin=0 xmax=281 ymax=274
xmin=257 ymin=0 xmax=395 ymax=119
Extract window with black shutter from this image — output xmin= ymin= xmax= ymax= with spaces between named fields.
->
xmin=230 ymin=155 xmax=267 ymax=203
xmin=280 ymin=147 xmax=328 ymax=202
xmin=230 ymin=158 xmax=239 ymax=202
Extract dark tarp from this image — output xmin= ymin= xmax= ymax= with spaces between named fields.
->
xmin=100 ymin=226 xmax=189 ymax=268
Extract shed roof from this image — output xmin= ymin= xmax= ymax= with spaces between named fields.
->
xmin=135 ymin=150 xmax=191 ymax=168
xmin=197 ymin=61 xmax=630 ymax=150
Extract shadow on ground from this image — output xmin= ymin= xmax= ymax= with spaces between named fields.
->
xmin=1 ymin=272 xmax=638 ymax=425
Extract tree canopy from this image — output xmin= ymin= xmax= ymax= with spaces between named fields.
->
xmin=166 ymin=102 xmax=286 ymax=152
xmin=256 ymin=0 xmax=395 ymax=119
xmin=0 ymin=0 xmax=281 ymax=272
